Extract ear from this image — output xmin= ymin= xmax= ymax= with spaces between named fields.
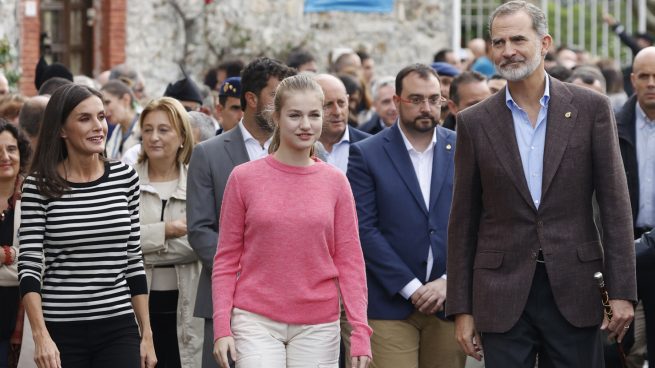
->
xmin=541 ymin=34 xmax=553 ymax=56
xmin=631 ymin=72 xmax=637 ymax=90
xmin=393 ymin=95 xmax=402 ymax=110
xmin=244 ymin=91 xmax=258 ymax=110
xmin=447 ymin=99 xmax=458 ymax=115
xmin=120 ymin=93 xmax=131 ymax=106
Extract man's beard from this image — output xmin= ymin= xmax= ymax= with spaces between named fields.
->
xmin=496 ymin=43 xmax=543 ymax=81
xmin=402 ymin=112 xmax=438 ymax=133
xmin=255 ymin=107 xmax=274 ymax=133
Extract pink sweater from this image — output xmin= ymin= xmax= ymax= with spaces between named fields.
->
xmin=212 ymin=155 xmax=372 ymax=357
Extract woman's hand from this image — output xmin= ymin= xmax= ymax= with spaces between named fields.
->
xmin=351 ymin=355 xmax=371 ymax=368
xmin=164 ymin=219 xmax=187 ymax=239
xmin=33 ymin=333 xmax=61 ymax=368
xmin=213 ymin=336 xmax=236 ymax=368
xmin=140 ymin=332 xmax=157 ymax=368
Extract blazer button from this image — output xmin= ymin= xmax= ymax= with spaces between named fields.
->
xmin=537 ymin=221 xmax=544 ymax=226
xmin=429 ymin=230 xmax=435 ymax=234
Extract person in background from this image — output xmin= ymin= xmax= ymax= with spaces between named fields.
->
xmin=101 ymin=80 xmax=140 ymax=160
xmin=359 ymin=76 xmax=397 ymax=135
xmin=212 ymin=74 xmax=371 ymax=368
xmin=188 ymin=111 xmax=218 ymax=143
xmin=442 ymin=71 xmax=492 ymax=131
xmin=37 ymin=78 xmax=72 ymax=97
xmin=433 ymin=48 xmax=463 ymax=71
xmin=136 ymin=97 xmax=203 ymax=368
xmin=566 ymin=65 xmax=607 ymax=94
xmin=18 ymin=83 xmax=157 ymax=368
xmin=0 ymin=95 xmax=25 ymax=125
xmin=357 ymin=51 xmax=376 ymax=87
xmin=487 ymin=74 xmax=507 ymax=94
xmin=0 ymin=120 xmax=30 ymax=368
xmin=287 ymin=48 xmax=318 ymax=73
xmin=215 ymin=77 xmax=243 ymax=135
xmin=430 ymin=62 xmax=461 ymax=123
xmin=164 ymin=77 xmax=205 ymax=113
xmin=17 ymin=95 xmax=48 ymax=163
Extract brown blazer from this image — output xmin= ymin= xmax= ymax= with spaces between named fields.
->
xmin=446 ymin=77 xmax=636 ymax=333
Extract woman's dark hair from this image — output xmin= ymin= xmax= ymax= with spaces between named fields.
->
xmin=101 ymin=79 xmax=137 ymax=110
xmin=30 ymin=83 xmax=103 ymax=198
xmin=0 ymin=118 xmax=31 ymax=175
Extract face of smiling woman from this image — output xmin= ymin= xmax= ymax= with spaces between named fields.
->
xmin=275 ymin=91 xmax=323 ymax=153
xmin=60 ymin=96 xmax=108 ymax=158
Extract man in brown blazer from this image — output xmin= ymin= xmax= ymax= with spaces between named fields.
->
xmin=446 ymin=1 xmax=637 ymax=367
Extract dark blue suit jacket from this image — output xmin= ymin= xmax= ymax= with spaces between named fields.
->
xmin=347 ymin=123 xmax=456 ymax=320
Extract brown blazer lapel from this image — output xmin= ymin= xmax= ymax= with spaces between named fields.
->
xmin=480 ymin=91 xmax=536 ymax=211
xmin=541 ymin=79 xmax=577 ymax=200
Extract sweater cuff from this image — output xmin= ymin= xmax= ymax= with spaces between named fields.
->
xmin=19 ymin=277 xmax=41 ymax=298
xmin=349 ymin=328 xmax=372 ymax=359
xmin=127 ymin=274 xmax=148 ymax=296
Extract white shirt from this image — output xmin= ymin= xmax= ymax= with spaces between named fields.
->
xmin=239 ymin=121 xmax=271 ymax=161
xmin=323 ymin=128 xmax=351 ymax=173
xmin=396 ymin=125 xmax=443 ymax=300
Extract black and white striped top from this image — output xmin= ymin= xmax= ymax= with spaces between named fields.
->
xmin=18 ymin=161 xmax=148 ymax=322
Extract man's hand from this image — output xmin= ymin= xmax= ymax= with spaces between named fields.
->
xmin=601 ymin=299 xmax=634 ymax=343
xmin=455 ymin=314 xmax=483 ymax=361
xmin=603 ymin=13 xmax=618 ymax=26
xmin=165 ymin=219 xmax=187 ymax=239
xmin=410 ymin=278 xmax=446 ymax=315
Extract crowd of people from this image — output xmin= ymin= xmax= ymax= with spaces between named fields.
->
xmin=0 ymin=0 xmax=655 ymax=367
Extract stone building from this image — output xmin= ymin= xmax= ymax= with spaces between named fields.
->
xmin=1 ymin=0 xmax=458 ymax=96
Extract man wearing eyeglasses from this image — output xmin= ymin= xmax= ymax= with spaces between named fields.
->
xmin=447 ymin=1 xmax=635 ymax=367
xmin=347 ymin=63 xmax=465 ymax=368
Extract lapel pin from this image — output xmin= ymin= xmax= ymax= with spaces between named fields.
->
xmin=446 ymin=144 xmax=452 ymax=151
xmin=565 ymin=112 xmax=571 ymax=118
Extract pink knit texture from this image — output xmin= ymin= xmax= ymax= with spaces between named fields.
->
xmin=212 ymin=155 xmax=372 ymax=357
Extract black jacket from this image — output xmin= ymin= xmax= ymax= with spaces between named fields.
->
xmin=617 ymin=94 xmax=639 ymax=227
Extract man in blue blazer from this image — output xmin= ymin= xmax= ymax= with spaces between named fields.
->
xmin=347 ymin=64 xmax=465 ymax=368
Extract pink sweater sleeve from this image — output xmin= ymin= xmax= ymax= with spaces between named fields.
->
xmin=212 ymin=172 xmax=245 ymax=341
xmin=332 ymin=175 xmax=373 ymax=358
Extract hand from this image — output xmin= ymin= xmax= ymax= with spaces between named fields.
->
xmin=603 ymin=13 xmax=617 ymax=26
xmin=214 ymin=336 xmax=236 ymax=368
xmin=601 ymin=299 xmax=634 ymax=343
xmin=33 ymin=333 xmax=61 ymax=368
xmin=351 ymin=355 xmax=371 ymax=368
xmin=410 ymin=278 xmax=446 ymax=315
xmin=165 ymin=219 xmax=187 ymax=239
xmin=140 ymin=333 xmax=157 ymax=368
xmin=455 ymin=314 xmax=483 ymax=361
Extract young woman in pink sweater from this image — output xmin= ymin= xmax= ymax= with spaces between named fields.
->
xmin=212 ymin=74 xmax=371 ymax=368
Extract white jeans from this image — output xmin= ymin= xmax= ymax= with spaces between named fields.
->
xmin=231 ymin=308 xmax=340 ymax=368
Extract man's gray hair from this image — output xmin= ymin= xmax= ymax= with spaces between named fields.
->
xmin=489 ymin=0 xmax=548 ymax=38
xmin=188 ymin=111 xmax=216 ymax=143
xmin=371 ymin=76 xmax=396 ymax=101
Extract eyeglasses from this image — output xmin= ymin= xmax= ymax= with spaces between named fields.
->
xmin=397 ymin=95 xmax=447 ymax=108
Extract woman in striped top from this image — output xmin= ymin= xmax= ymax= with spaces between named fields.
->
xmin=17 ymin=84 xmax=157 ymax=368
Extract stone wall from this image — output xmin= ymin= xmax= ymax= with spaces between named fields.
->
xmin=126 ymin=0 xmax=453 ymax=97
xmin=0 ymin=0 xmax=20 ymax=84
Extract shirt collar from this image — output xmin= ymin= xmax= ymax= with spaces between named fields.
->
xmin=239 ymin=120 xmax=272 ymax=146
xmin=636 ymin=103 xmax=655 ymax=129
xmin=398 ymin=123 xmax=437 ymax=153
xmin=337 ymin=126 xmax=350 ymax=145
xmin=505 ymin=74 xmax=551 ymax=110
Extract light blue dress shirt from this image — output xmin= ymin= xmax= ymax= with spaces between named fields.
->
xmin=505 ymin=77 xmax=550 ymax=209
xmin=635 ymin=104 xmax=655 ymax=228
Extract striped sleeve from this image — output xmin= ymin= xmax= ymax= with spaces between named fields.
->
xmin=124 ymin=166 xmax=147 ymax=296
xmin=18 ymin=178 xmax=47 ymax=297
